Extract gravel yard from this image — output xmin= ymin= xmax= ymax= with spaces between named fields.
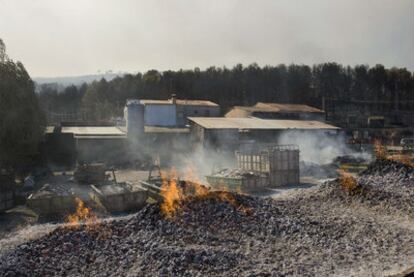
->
xmin=1 ymin=160 xmax=413 ymax=276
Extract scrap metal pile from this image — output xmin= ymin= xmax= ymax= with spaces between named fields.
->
xmin=1 ymin=160 xmax=414 ymax=276
xmin=210 ymin=168 xmax=265 ymax=178
xmin=206 ymin=169 xmax=269 ymax=192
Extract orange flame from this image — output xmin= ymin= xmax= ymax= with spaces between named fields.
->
xmin=159 ymin=166 xmax=250 ymax=218
xmin=338 ymin=170 xmax=362 ymax=195
xmin=374 ymin=139 xmax=387 ymax=160
xmin=66 ymin=198 xmax=98 ymax=230
xmin=160 ymin=168 xmax=182 ymax=218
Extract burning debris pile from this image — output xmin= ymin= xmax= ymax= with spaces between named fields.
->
xmin=1 ymin=168 xmax=414 ymax=276
xmin=323 ymin=158 xmax=414 ymax=217
xmin=299 ymin=161 xmax=339 ymax=179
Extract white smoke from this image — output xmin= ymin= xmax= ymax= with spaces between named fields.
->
xmin=277 ymin=130 xmax=370 ymax=165
xmin=172 ymin=144 xmax=237 ymax=182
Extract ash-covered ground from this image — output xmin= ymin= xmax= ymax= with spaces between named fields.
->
xmin=1 ymin=160 xmax=414 ymax=276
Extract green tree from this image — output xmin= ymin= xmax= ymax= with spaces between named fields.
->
xmin=0 ymin=39 xmax=45 ymax=170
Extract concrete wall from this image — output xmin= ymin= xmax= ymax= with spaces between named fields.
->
xmin=144 ymin=104 xmax=177 ymax=126
xmin=144 ymin=103 xmax=220 ymax=127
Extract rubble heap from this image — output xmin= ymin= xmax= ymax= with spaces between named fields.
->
xmin=324 ymin=159 xmax=414 ymax=217
xmin=210 ymin=168 xmax=266 ymax=178
xmin=362 ymin=158 xmax=414 ymax=176
xmin=1 ymin=186 xmax=414 ymax=276
xmin=299 ymin=161 xmax=339 ymax=179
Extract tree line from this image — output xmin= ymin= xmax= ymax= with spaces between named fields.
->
xmin=38 ymin=63 xmax=414 ymax=121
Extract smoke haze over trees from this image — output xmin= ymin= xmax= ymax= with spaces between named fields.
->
xmin=37 ymin=63 xmax=414 ymax=121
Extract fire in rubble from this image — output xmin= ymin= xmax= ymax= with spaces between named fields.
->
xmin=338 ymin=170 xmax=363 ymax=195
xmin=159 ymin=167 xmax=251 ymax=218
xmin=373 ymin=139 xmax=388 ymax=160
xmin=66 ymin=198 xmax=98 ymax=230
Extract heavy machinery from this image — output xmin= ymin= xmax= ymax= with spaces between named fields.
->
xmin=27 ymin=164 xmax=148 ymax=217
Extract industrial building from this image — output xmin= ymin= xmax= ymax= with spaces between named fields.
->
xmin=188 ymin=117 xmax=340 ymax=149
xmin=45 ymin=126 xmax=128 ymax=166
xmin=225 ymin=102 xmax=325 ymax=121
xmin=323 ymin=98 xmax=414 ymax=144
xmin=125 ymin=95 xmax=220 ymax=130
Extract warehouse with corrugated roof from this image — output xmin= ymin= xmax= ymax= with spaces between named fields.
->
xmin=188 ymin=117 xmax=340 ymax=149
xmin=225 ymin=102 xmax=325 ymax=121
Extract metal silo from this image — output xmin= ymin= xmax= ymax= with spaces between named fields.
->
xmin=124 ymin=99 xmax=145 ymax=138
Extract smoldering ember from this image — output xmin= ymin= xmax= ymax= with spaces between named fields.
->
xmin=2 ymin=2 xmax=414 ymax=276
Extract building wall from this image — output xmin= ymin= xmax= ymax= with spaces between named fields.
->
xmin=124 ymin=101 xmax=144 ymax=136
xmin=204 ymin=129 xmax=239 ymax=148
xmin=44 ymin=133 xmax=76 ymax=168
xmin=252 ymin=111 xmax=325 ymax=121
xmin=177 ymin=105 xmax=220 ymax=126
xmin=144 ymin=104 xmax=177 ymax=126
xmin=190 ymin=123 xmax=205 ymax=145
xmin=145 ymin=104 xmax=220 ymax=127
xmin=76 ymin=138 xmax=128 ymax=165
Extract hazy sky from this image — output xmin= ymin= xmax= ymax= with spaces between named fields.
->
xmin=1 ymin=0 xmax=413 ymax=77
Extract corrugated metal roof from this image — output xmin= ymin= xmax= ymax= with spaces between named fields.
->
xmin=255 ymin=102 xmax=324 ymax=113
xmin=188 ymin=117 xmax=340 ymax=130
xmin=61 ymin=126 xmax=126 ymax=136
xmin=226 ymin=103 xmax=324 ymax=117
xmin=140 ymin=99 xmax=218 ymax=107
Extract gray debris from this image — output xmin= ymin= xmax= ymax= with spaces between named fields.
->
xmin=1 ymin=160 xmax=413 ymax=276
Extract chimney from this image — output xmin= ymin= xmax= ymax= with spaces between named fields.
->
xmin=171 ymin=94 xmax=177 ymax=104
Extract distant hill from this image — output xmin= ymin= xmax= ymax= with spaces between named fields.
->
xmin=34 ymin=72 xmax=126 ymax=87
